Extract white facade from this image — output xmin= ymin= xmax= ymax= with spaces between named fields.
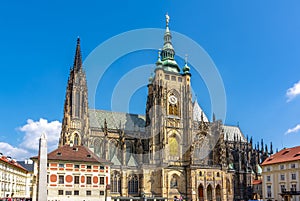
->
xmin=0 ymin=154 xmax=29 ymax=199
xmin=262 ymin=155 xmax=300 ymax=201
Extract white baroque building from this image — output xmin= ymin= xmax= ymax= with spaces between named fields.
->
xmin=0 ymin=153 xmax=31 ymax=199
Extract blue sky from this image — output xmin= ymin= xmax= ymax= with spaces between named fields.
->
xmin=0 ymin=0 xmax=300 ymax=159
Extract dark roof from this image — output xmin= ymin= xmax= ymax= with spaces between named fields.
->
xmin=17 ymin=160 xmax=34 ymax=172
xmin=89 ymin=109 xmax=145 ymax=131
xmin=32 ymin=145 xmax=111 ymax=165
xmin=262 ymin=146 xmax=300 ymax=166
xmin=89 ymin=109 xmax=246 ymax=143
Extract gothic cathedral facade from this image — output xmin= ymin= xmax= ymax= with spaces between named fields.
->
xmin=59 ymin=16 xmax=269 ymax=201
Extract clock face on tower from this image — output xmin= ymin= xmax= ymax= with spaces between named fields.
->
xmin=168 ymin=95 xmax=177 ymax=105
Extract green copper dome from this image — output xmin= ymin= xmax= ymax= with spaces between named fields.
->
xmin=155 ymin=51 xmax=163 ymax=68
xmin=183 ymin=63 xmax=190 ymax=74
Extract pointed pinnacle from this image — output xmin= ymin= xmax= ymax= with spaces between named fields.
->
xmin=73 ymin=37 xmax=82 ymax=71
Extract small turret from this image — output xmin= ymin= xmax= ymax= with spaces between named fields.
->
xmin=156 ymin=50 xmax=162 ymax=68
xmin=183 ymin=54 xmax=191 ymax=75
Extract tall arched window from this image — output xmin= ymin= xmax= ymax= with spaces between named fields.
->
xmin=169 ymin=136 xmax=179 ymax=159
xmin=94 ymin=138 xmax=101 ymax=157
xmin=109 ymin=140 xmax=118 ymax=160
xmin=216 ymin=184 xmax=222 ymax=201
xmin=111 ymin=171 xmax=121 ymax=193
xmin=207 ymin=184 xmax=213 ymax=201
xmin=128 ymin=175 xmax=139 ymax=194
xmin=73 ymin=133 xmax=80 ymax=145
xmin=198 ymin=184 xmax=204 ymax=201
xmin=170 ymin=175 xmax=178 ymax=189
xmin=169 ymin=104 xmax=179 ymax=116
xmin=75 ymin=91 xmax=80 ymax=117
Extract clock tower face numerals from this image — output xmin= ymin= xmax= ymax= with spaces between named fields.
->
xmin=169 ymin=95 xmax=177 ymax=105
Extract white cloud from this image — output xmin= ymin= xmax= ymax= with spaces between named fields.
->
xmin=0 ymin=142 xmax=30 ymax=160
xmin=0 ymin=118 xmax=61 ymax=160
xmin=286 ymin=81 xmax=300 ymax=102
xmin=19 ymin=118 xmax=61 ymax=152
xmin=285 ymin=124 xmax=300 ymax=135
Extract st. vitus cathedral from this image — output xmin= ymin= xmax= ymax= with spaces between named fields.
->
xmin=58 ymin=15 xmax=272 ymax=201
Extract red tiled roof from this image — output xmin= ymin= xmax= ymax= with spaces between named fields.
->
xmin=0 ymin=155 xmax=28 ymax=172
xmin=31 ymin=145 xmax=111 ymax=164
xmin=252 ymin=180 xmax=262 ymax=185
xmin=261 ymin=146 xmax=300 ymax=166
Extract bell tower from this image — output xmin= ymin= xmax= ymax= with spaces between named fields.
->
xmin=59 ymin=38 xmax=90 ymax=147
xmin=146 ymin=14 xmax=193 ymax=165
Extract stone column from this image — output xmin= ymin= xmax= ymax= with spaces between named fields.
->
xmin=212 ymin=187 xmax=215 ymax=201
xmin=122 ymin=172 xmax=128 ymax=197
xmin=37 ymin=132 xmax=47 ymax=201
xmin=203 ymin=186 xmax=207 ymax=201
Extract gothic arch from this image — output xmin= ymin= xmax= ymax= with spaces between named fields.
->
xmin=216 ymin=184 xmax=222 ymax=201
xmin=170 ymin=173 xmax=179 ymax=189
xmin=207 ymin=184 xmax=213 ymax=201
xmin=168 ymin=89 xmax=180 ymax=99
xmin=198 ymin=183 xmax=204 ymax=201
xmin=128 ymin=174 xmax=139 ymax=194
xmin=111 ymin=171 xmax=121 ymax=193
xmin=167 ymin=131 xmax=182 ymax=142
xmin=109 ymin=139 xmax=118 ymax=160
xmin=93 ymin=138 xmax=102 ymax=157
xmin=168 ymin=131 xmax=182 ymax=160
xmin=71 ymin=132 xmax=80 ymax=145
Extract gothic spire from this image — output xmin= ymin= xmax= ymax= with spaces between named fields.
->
xmin=73 ymin=37 xmax=82 ymax=72
xmin=59 ymin=37 xmax=89 ymax=147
